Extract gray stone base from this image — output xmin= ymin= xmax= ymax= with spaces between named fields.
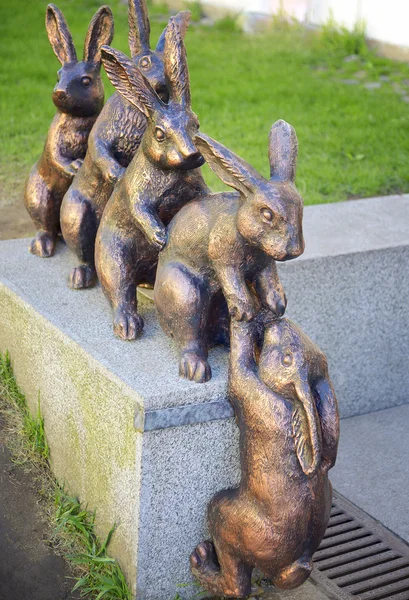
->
xmin=0 ymin=195 xmax=408 ymax=598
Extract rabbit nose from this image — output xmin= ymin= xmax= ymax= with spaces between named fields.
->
xmin=188 ymin=152 xmax=205 ymax=168
xmin=53 ymin=89 xmax=68 ymax=101
xmin=286 ymin=236 xmax=305 ymax=258
xmin=181 ymin=151 xmax=204 ymax=169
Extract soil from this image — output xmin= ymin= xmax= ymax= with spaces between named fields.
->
xmin=0 ymin=201 xmax=34 ymax=241
xmin=0 ymin=425 xmax=80 ymax=600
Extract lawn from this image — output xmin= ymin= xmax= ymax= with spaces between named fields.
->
xmin=1 ymin=0 xmax=409 ymax=212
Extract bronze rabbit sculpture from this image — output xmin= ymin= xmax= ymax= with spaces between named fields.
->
xmin=95 ymin=19 xmax=209 ymax=340
xmin=60 ymin=0 xmax=192 ymax=289
xmin=24 ymin=3 xmax=114 ymax=258
xmin=154 ymin=121 xmax=304 ymax=383
xmin=191 ymin=317 xmax=340 ymax=597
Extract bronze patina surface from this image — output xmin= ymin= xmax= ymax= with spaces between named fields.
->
xmin=190 ymin=316 xmax=340 ymax=597
xmin=94 ymin=18 xmax=209 ymax=340
xmin=60 ymin=0 xmax=192 ymax=290
xmin=154 ymin=121 xmax=304 ymax=383
xmin=24 ymin=3 xmax=114 ymax=258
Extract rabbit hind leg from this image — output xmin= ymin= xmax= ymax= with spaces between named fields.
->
xmin=154 ymin=262 xmax=212 ymax=383
xmin=96 ymin=230 xmax=143 ymax=340
xmin=271 ymin=555 xmax=313 ymax=590
xmin=25 ymin=170 xmax=60 ymax=258
xmin=190 ymin=540 xmax=251 ymax=598
xmin=191 ymin=491 xmax=252 ymax=597
xmin=60 ymin=190 xmax=98 ymax=289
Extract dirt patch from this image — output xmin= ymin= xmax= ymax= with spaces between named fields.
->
xmin=0 ymin=201 xmax=34 ymax=241
xmin=0 ymin=425 xmax=80 ymax=600
xmin=0 ymin=169 xmax=34 ymax=241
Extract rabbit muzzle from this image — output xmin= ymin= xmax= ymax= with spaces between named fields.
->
xmin=279 ymin=230 xmax=305 ymax=261
xmin=185 ymin=152 xmax=205 ymax=170
xmin=174 ymin=150 xmax=205 ymax=171
xmin=53 ymin=89 xmax=68 ymax=104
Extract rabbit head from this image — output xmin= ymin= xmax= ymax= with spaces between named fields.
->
xmin=195 ymin=121 xmax=305 ymax=261
xmin=128 ymin=0 xmax=191 ymax=102
xmin=46 ymin=4 xmax=114 ymax=117
xmin=101 ymin=17 xmax=204 ymax=172
xmin=258 ymin=317 xmax=323 ymax=476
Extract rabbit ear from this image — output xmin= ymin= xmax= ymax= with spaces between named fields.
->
xmin=164 ymin=16 xmax=191 ymax=106
xmin=195 ymin=133 xmax=264 ymax=197
xmin=46 ymin=4 xmax=77 ymax=65
xmin=83 ymin=6 xmax=114 ymax=65
xmin=101 ymin=46 xmax=162 ymax=118
xmin=128 ymin=0 xmax=150 ymax=57
xmin=293 ymin=380 xmax=322 ymax=476
xmin=156 ymin=11 xmax=191 ymax=53
xmin=269 ymin=119 xmax=298 ymax=183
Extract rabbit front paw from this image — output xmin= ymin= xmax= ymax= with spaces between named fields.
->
xmin=227 ymin=295 xmax=257 ymax=322
xmin=113 ymin=307 xmax=144 ymax=340
xmin=70 ymin=158 xmax=84 ymax=173
xmin=64 ymin=159 xmax=83 ymax=178
xmin=263 ymin=288 xmax=287 ymax=317
xmin=105 ymin=163 xmax=125 ymax=185
xmin=147 ymin=226 xmax=167 ymax=251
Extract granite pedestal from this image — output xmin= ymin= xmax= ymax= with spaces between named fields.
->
xmin=0 ymin=194 xmax=408 ymax=598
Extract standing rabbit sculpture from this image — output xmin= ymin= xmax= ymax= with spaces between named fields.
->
xmin=154 ymin=121 xmax=304 ymax=383
xmin=95 ymin=18 xmax=209 ymax=341
xmin=60 ymin=0 xmax=191 ymax=290
xmin=24 ymin=3 xmax=114 ymax=258
xmin=190 ymin=317 xmax=340 ymax=597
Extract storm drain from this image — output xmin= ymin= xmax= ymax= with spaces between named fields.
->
xmin=311 ymin=491 xmax=409 ymax=599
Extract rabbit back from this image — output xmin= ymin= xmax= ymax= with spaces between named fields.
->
xmin=161 ymin=191 xmax=240 ymax=270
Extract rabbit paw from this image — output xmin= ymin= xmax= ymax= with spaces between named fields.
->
xmin=190 ymin=541 xmax=245 ymax=597
xmin=113 ymin=307 xmax=144 ymax=341
xmin=68 ymin=265 xmax=97 ymax=289
xmin=190 ymin=540 xmax=220 ymax=583
xmin=70 ymin=158 xmax=84 ymax=173
xmin=179 ymin=352 xmax=211 ymax=383
xmin=263 ymin=289 xmax=287 ymax=317
xmin=105 ymin=163 xmax=125 ymax=185
xmin=148 ymin=226 xmax=167 ymax=251
xmin=29 ymin=232 xmax=56 ymax=258
xmin=228 ymin=296 xmax=256 ymax=322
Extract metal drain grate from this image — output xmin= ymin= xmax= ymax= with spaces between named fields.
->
xmin=311 ymin=491 xmax=409 ymax=599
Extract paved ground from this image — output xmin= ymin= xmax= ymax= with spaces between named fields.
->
xmin=0 ymin=425 xmax=80 ymax=600
xmin=331 ymin=402 xmax=409 ymax=543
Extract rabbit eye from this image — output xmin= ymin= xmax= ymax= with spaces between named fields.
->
xmin=56 ymin=71 xmax=61 ymax=82
xmin=139 ymin=56 xmax=151 ymax=70
xmin=82 ymin=76 xmax=91 ymax=87
xmin=155 ymin=127 xmax=166 ymax=142
xmin=261 ymin=208 xmax=274 ymax=222
xmin=282 ymin=353 xmax=293 ymax=367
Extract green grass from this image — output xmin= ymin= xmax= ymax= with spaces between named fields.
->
xmin=0 ymin=352 xmax=50 ymax=463
xmin=0 ymin=351 xmax=133 ymax=600
xmin=54 ymin=490 xmax=132 ymax=599
xmin=1 ymin=0 xmax=409 ymax=205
